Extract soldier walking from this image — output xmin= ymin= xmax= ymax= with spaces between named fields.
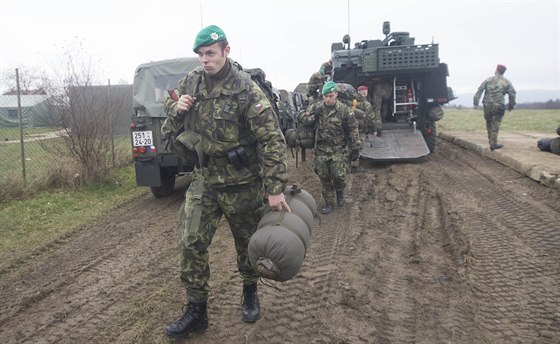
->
xmin=473 ymin=64 xmax=516 ymax=150
xmin=300 ymin=81 xmax=360 ymax=214
xmin=162 ymin=25 xmax=290 ymax=338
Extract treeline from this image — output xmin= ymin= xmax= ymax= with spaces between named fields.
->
xmin=446 ymin=99 xmax=560 ymax=110
xmin=515 ymin=99 xmax=560 ymax=110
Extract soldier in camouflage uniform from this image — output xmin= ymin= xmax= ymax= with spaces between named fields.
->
xmin=300 ymin=81 xmax=360 ymax=214
xmin=371 ymin=78 xmax=393 ymax=120
xmin=307 ymin=61 xmax=332 ymax=102
xmin=473 ymin=64 xmax=516 ymax=151
xmin=357 ymin=85 xmax=382 ymax=137
xmin=162 ymin=25 xmax=289 ymax=338
xmin=349 ymin=85 xmax=381 ymax=173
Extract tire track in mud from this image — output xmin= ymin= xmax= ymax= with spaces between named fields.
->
xmin=426 ymin=144 xmax=560 ymax=343
xmin=1 ymin=141 xmax=558 ymax=343
xmin=0 ymin=192 xmax=185 ymax=343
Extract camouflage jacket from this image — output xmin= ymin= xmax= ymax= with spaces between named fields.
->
xmin=356 ymin=94 xmax=380 ymax=133
xmin=473 ymin=75 xmax=516 ymax=109
xmin=307 ymin=72 xmax=325 ymax=101
xmin=300 ymin=100 xmax=360 ymax=154
xmin=162 ymin=60 xmax=287 ymax=195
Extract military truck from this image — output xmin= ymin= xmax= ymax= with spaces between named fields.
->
xmin=130 ymin=58 xmax=200 ymax=197
xmin=130 ymin=58 xmax=291 ymax=197
xmin=330 ymin=21 xmax=454 ymax=160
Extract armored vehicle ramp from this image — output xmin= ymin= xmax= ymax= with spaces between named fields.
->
xmin=360 ymin=129 xmax=430 ymax=161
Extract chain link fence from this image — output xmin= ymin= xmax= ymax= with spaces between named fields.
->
xmin=0 ymin=84 xmax=134 ymax=199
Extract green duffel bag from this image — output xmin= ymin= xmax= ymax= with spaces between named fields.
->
xmin=248 ymin=186 xmax=317 ymax=281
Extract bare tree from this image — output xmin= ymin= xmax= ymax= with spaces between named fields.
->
xmin=41 ymin=43 xmax=127 ymax=182
xmin=1 ymin=66 xmax=49 ymax=95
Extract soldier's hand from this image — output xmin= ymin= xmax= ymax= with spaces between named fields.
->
xmin=314 ymin=108 xmax=321 ymax=121
xmin=268 ymin=193 xmax=291 ymax=213
xmin=177 ymin=94 xmax=197 ymax=114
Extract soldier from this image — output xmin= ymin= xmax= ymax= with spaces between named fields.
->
xmin=371 ymin=77 xmax=393 ymax=120
xmin=349 ymin=85 xmax=380 ymax=173
xmin=307 ymin=60 xmax=332 ymax=102
xmin=357 ymin=85 xmax=382 ymax=137
xmin=162 ymin=25 xmax=290 ymax=338
xmin=473 ymin=64 xmax=516 ymax=150
xmin=300 ymin=81 xmax=360 ymax=214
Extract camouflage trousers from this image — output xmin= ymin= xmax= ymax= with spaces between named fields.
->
xmin=372 ymin=85 xmax=392 ymax=119
xmin=179 ymin=172 xmax=264 ymax=302
xmin=315 ymin=150 xmax=348 ymax=204
xmin=483 ymin=104 xmax=505 ymax=147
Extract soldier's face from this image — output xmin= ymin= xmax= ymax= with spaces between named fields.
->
xmin=358 ymin=90 xmax=368 ymax=97
xmin=323 ymin=92 xmax=337 ymax=106
xmin=198 ymin=43 xmax=230 ymax=75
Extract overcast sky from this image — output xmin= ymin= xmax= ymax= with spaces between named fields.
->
xmin=1 ymin=0 xmax=559 ymax=97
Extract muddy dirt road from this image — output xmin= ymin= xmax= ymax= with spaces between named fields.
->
xmin=1 ymin=140 xmax=559 ymax=344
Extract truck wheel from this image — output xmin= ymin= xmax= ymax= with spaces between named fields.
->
xmin=150 ymin=168 xmax=176 ymax=197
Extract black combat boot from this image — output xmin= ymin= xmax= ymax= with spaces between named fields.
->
xmin=164 ymin=301 xmax=208 ymax=338
xmin=490 ymin=143 xmax=504 ymax=151
xmin=321 ymin=202 xmax=333 ymax=214
xmin=336 ymin=191 xmax=345 ymax=207
xmin=242 ymin=283 xmax=260 ymax=322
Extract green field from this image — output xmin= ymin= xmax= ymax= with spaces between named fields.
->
xmin=0 ymin=127 xmax=61 ymax=141
xmin=438 ymin=108 xmax=560 ymax=132
xmin=0 ymin=134 xmax=132 ymax=182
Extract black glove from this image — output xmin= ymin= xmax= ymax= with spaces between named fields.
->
xmin=350 ymin=149 xmax=360 ymax=161
xmin=314 ymin=108 xmax=321 ymax=121
xmin=376 ymin=129 xmax=382 ymax=137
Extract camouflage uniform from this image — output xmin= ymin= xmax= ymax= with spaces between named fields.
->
xmin=163 ymin=59 xmax=288 ymax=302
xmin=351 ymin=94 xmax=378 ymax=169
xmin=307 ymin=71 xmax=326 ymax=102
xmin=371 ymin=79 xmax=393 ymax=119
xmin=357 ymin=94 xmax=379 ymax=135
xmin=301 ymin=100 xmax=360 ymax=204
xmin=473 ymin=75 xmax=516 ymax=148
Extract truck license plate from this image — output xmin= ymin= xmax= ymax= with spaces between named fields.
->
xmin=132 ymin=131 xmax=153 ymax=146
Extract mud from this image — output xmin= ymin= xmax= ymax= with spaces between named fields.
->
xmin=1 ymin=139 xmax=559 ymax=343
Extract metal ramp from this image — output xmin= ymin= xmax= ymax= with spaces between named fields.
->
xmin=360 ymin=129 xmax=430 ymax=161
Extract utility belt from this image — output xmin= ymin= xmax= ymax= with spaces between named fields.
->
xmin=201 ymin=145 xmax=250 ymax=170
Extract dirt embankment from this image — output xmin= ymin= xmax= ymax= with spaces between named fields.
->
xmin=1 ymin=139 xmax=559 ymax=343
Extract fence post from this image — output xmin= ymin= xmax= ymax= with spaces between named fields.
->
xmin=16 ymin=68 xmax=27 ymax=185
xmin=108 ymin=79 xmax=115 ymax=168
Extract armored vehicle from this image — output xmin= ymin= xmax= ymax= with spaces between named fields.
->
xmin=130 ymin=58 xmax=200 ymax=197
xmin=330 ymin=21 xmax=454 ymax=160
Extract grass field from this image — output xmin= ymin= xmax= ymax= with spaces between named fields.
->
xmin=0 ymin=134 xmax=133 ymax=181
xmin=439 ymin=108 xmax=560 ymax=132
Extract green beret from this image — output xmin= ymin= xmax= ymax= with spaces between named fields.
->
xmin=322 ymin=81 xmax=337 ymax=95
xmin=193 ymin=25 xmax=227 ymax=53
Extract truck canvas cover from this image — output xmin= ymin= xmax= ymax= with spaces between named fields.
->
xmin=132 ymin=57 xmax=200 ymax=118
